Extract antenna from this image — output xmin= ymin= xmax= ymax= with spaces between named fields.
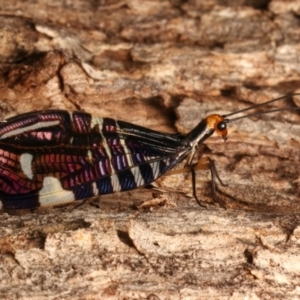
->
xmin=222 ymin=93 xmax=300 ymax=123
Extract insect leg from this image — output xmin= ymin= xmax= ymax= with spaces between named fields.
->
xmin=165 ymin=157 xmax=227 ymax=207
xmin=191 ymin=157 xmax=227 ymax=207
xmin=192 ymin=157 xmax=227 ymax=187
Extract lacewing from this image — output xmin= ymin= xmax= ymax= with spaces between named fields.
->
xmin=0 ymin=94 xmax=299 ymax=210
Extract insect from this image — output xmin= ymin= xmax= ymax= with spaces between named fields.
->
xmin=0 ymin=94 xmax=299 ymax=210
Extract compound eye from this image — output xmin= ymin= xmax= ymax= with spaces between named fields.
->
xmin=217 ymin=121 xmax=226 ymax=131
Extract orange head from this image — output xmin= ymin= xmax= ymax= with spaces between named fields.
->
xmin=205 ymin=114 xmax=228 ymax=141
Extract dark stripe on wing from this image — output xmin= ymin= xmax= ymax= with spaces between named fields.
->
xmin=73 ymin=184 xmax=95 ymax=199
xmin=139 ymin=163 xmax=154 ymax=184
xmin=118 ymin=168 xmax=137 ymax=191
xmin=0 ymin=192 xmax=40 ymax=210
xmin=96 ymin=176 xmax=113 ymax=194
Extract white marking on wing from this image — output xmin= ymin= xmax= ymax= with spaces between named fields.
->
xmin=110 ymin=174 xmax=122 ymax=192
xmin=19 ymin=153 xmax=34 ymax=179
xmin=38 ymin=176 xmax=75 ymax=207
xmin=92 ymin=182 xmax=99 ymax=195
xmin=149 ymin=161 xmax=160 ymax=180
xmin=115 ymin=121 xmax=145 ymax=187
xmin=87 ymin=150 xmax=93 ymax=161
xmin=131 ymin=165 xmax=144 ymax=187
xmin=91 ymin=117 xmax=122 ymax=192
xmin=69 ymin=112 xmax=74 ymax=123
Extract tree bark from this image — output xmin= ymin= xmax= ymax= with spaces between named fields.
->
xmin=0 ymin=1 xmax=300 ymax=299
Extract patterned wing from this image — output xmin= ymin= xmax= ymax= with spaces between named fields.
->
xmin=0 ymin=110 xmax=188 ymax=209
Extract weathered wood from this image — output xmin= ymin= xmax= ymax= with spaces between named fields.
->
xmin=0 ymin=1 xmax=299 ymax=299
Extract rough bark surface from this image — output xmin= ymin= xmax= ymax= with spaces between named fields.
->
xmin=0 ymin=1 xmax=300 ymax=299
